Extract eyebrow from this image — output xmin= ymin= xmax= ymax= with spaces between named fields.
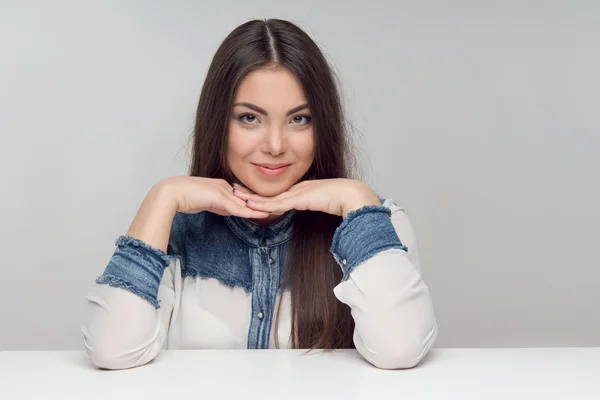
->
xmin=233 ymin=102 xmax=309 ymax=117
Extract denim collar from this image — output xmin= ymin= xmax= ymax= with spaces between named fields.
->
xmin=225 ymin=211 xmax=295 ymax=248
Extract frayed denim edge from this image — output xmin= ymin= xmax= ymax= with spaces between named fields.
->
xmin=338 ymin=244 xmax=407 ymax=281
xmin=181 ymin=269 xmax=252 ymax=293
xmin=96 ymin=274 xmax=161 ymax=309
xmin=333 ymin=205 xmax=392 ymax=241
xmin=329 ymin=205 xmax=405 ymax=281
xmin=116 ymin=236 xmax=171 ymax=266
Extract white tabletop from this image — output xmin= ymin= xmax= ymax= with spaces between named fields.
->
xmin=1 ymin=348 xmax=599 ymax=399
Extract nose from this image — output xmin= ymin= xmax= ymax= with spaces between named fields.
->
xmin=262 ymin=125 xmax=287 ymax=156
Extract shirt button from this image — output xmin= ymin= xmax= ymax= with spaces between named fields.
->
xmin=257 ymin=312 xmax=264 ymax=320
xmin=342 ymin=259 xmax=347 ymax=265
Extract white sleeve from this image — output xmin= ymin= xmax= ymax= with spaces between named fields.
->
xmin=333 ymin=204 xmax=438 ymax=369
xmin=81 ymin=258 xmax=179 ymax=370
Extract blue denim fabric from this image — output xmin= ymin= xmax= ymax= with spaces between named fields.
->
xmin=96 ymin=236 xmax=171 ymax=308
xmin=96 ymin=200 xmax=405 ymax=349
xmin=330 ymin=205 xmax=407 ymax=280
xmin=167 ymin=210 xmax=294 ymax=349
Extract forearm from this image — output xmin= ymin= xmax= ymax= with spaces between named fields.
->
xmin=126 ymin=181 xmax=177 ymax=253
xmin=341 ymin=181 xmax=381 ymax=218
xmin=83 ymin=283 xmax=169 ymax=369
xmin=334 ymin=250 xmax=437 ymax=369
xmin=84 ymin=257 xmax=178 ymax=369
xmin=330 ymin=204 xmax=437 ymax=368
xmin=85 ymin=182 xmax=181 ymax=369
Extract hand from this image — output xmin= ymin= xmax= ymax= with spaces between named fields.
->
xmin=159 ymin=176 xmax=270 ymax=219
xmin=231 ymin=179 xmax=381 ymax=218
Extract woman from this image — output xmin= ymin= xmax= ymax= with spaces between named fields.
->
xmin=83 ymin=18 xmax=437 ymax=370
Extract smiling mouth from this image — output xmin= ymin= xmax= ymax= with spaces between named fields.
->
xmin=252 ymin=163 xmax=291 ymax=177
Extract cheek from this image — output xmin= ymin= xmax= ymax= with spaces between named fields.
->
xmin=295 ymin=130 xmax=315 ymax=162
xmin=227 ymin=125 xmax=252 ymax=162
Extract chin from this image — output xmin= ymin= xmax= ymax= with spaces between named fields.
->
xmin=253 ymin=184 xmax=290 ymax=197
xmin=245 ymin=179 xmax=294 ymax=197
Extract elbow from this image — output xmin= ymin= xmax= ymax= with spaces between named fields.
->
xmin=82 ymin=284 xmax=164 ymax=370
xmin=372 ymin=344 xmax=428 ymax=370
xmin=361 ymin=323 xmax=438 ymax=370
xmin=87 ymin=353 xmax=127 ymax=370
xmin=367 ymin=346 xmax=425 ymax=370
xmin=82 ymin=327 xmax=150 ymax=370
xmin=86 ymin=350 xmax=132 ymax=371
xmin=84 ymin=337 xmax=136 ymax=370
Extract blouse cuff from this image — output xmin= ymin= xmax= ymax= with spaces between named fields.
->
xmin=330 ymin=205 xmax=407 ymax=281
xmin=95 ymin=236 xmax=171 ymax=308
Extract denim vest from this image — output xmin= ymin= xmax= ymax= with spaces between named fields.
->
xmin=97 ymin=201 xmax=406 ymax=349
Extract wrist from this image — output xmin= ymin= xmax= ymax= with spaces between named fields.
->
xmin=125 ymin=181 xmax=178 ymax=253
xmin=342 ymin=184 xmax=380 ymax=218
xmin=151 ymin=178 xmax=179 ymax=215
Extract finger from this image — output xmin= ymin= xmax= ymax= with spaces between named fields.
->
xmin=222 ymin=192 xmax=271 ymax=218
xmin=232 ymin=182 xmax=257 ymax=195
xmin=223 ymin=198 xmax=270 ymax=219
xmin=247 ymin=196 xmax=301 ymax=214
xmin=232 ymin=189 xmax=259 ymax=202
xmin=233 ymin=188 xmax=294 ymax=203
xmin=232 ymin=183 xmax=246 ymax=192
xmin=223 ymin=188 xmax=249 ymax=208
xmin=230 ymin=189 xmax=266 ymax=210
xmin=244 ymin=201 xmax=286 ymax=216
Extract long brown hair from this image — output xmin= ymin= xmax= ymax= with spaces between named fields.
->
xmin=190 ymin=19 xmax=356 ymax=349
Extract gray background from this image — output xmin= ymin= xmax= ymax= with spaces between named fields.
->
xmin=1 ymin=0 xmax=598 ymax=350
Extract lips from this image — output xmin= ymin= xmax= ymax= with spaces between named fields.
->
xmin=252 ymin=163 xmax=291 ymax=177
xmin=254 ymin=163 xmax=290 ymax=169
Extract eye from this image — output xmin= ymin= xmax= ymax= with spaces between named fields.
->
xmin=238 ymin=113 xmax=260 ymax=124
xmin=290 ymin=115 xmax=312 ymax=125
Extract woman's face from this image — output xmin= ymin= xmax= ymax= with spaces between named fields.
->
xmin=227 ymin=66 xmax=315 ymax=197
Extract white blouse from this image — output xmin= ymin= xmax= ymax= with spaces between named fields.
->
xmin=82 ymin=200 xmax=438 ymax=370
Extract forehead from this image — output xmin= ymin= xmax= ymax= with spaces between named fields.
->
xmin=234 ymin=66 xmax=307 ymax=109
